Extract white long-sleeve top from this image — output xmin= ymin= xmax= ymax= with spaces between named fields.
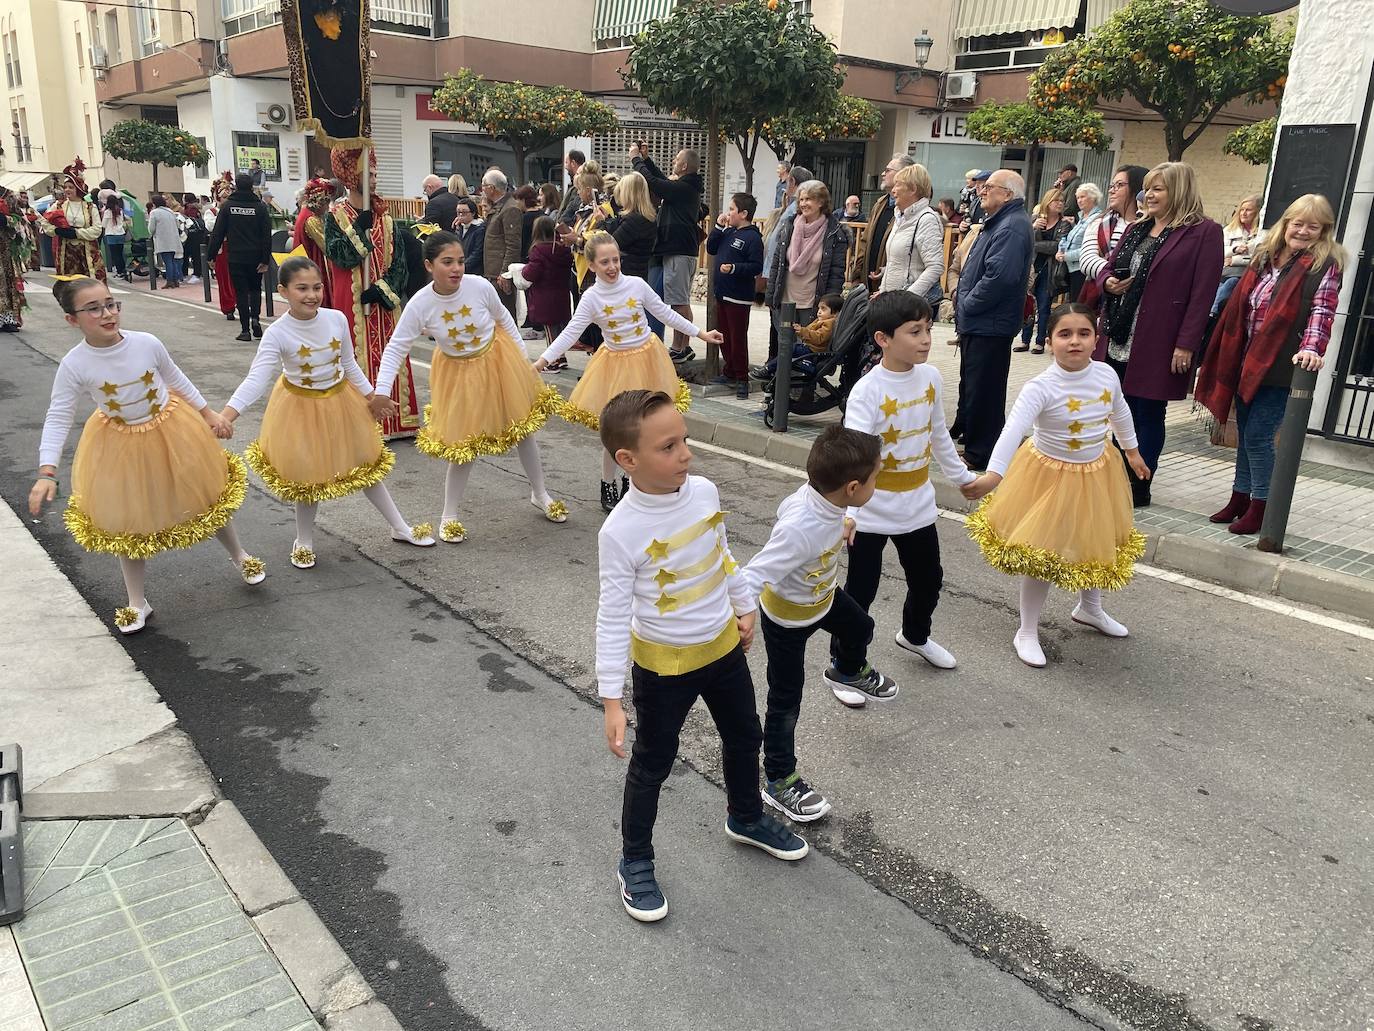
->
xmin=879 ymin=199 xmax=945 ymax=298
xmin=539 ymin=275 xmax=699 ymax=365
xmin=843 ymin=362 xmax=975 ymax=535
xmin=742 ymin=483 xmax=846 ymax=629
xmin=39 ymin=331 xmax=207 ymax=469
xmin=1078 ymin=210 xmax=1130 ymax=282
xmin=987 ymin=360 xmax=1139 ymax=476
xmin=596 ymin=475 xmax=754 ymax=699
xmin=227 ymin=309 xmax=372 ymax=412
xmin=375 ymin=278 xmax=520 ymax=398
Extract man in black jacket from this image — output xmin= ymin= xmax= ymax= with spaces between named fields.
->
xmin=420 ymin=174 xmax=460 ymax=230
xmin=207 ymin=173 xmax=272 ymax=341
xmin=630 ymin=145 xmax=704 ymax=361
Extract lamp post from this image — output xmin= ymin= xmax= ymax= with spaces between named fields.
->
xmin=895 ymin=29 xmax=934 ymax=93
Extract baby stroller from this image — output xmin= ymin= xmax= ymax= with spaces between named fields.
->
xmin=762 ymin=283 xmax=875 ymax=429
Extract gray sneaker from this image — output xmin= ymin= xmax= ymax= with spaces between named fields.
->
xmin=763 ymin=772 xmax=832 ymax=822
xmin=823 ymin=663 xmax=899 ymax=703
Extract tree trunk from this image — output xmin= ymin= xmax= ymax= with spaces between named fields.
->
xmin=151 ymin=162 xmax=160 ymax=194
xmin=1165 ymin=122 xmax=1186 ymax=162
xmin=704 ymin=110 xmax=721 ymax=376
xmin=509 ymin=142 xmax=528 ymax=187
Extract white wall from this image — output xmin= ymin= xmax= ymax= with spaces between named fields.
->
xmin=183 ymin=76 xmax=310 ymax=201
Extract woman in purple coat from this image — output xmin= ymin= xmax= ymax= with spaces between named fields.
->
xmin=1095 ymin=162 xmax=1222 ymax=506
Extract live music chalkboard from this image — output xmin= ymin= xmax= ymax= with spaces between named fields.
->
xmin=1263 ymin=123 xmax=1357 ymax=228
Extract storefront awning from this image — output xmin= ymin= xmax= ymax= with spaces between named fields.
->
xmin=0 ymin=170 xmax=55 ymax=194
xmin=954 ymin=0 xmax=1080 ymax=38
xmin=593 ymin=0 xmax=674 ymax=41
xmin=1086 ymin=0 xmax=1128 ymax=29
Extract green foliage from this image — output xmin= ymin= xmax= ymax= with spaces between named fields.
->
xmin=1028 ymin=0 xmax=1292 ymax=160
xmin=763 ymin=94 xmax=883 ymax=158
xmin=965 ymin=101 xmax=1111 ymax=151
xmin=430 ymin=69 xmax=618 ymax=182
xmin=1224 ymin=117 xmax=1276 ymax=165
xmin=102 ymin=119 xmax=209 ymax=192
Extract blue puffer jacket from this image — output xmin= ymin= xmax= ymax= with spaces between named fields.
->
xmin=955 ymin=198 xmax=1033 ymax=338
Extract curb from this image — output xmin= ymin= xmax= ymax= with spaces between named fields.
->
xmin=660 ymin=398 xmax=1374 ymax=626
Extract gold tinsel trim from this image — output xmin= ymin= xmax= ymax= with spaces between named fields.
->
xmin=409 ymin=522 xmax=434 ymax=541
xmin=966 ymin=503 xmax=1147 ymax=592
xmin=415 ymin=386 xmax=563 ymax=465
xmin=114 ymin=606 xmax=139 ymax=628
xmin=291 ymin=545 xmax=316 ymax=567
xmin=239 ymin=555 xmax=266 ymax=582
xmin=64 ymin=452 xmax=248 ymax=559
xmin=440 ymin=520 xmax=466 ymax=542
xmin=544 ymin=499 xmax=568 ymax=522
xmin=245 ymin=440 xmax=395 ymax=504
xmin=560 ymin=378 xmax=691 ymax=432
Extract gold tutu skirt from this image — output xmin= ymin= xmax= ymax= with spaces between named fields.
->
xmin=245 ymin=377 xmax=394 ymax=503
xmin=967 ymin=442 xmax=1146 ymax=591
xmin=563 ymin=336 xmax=691 ymax=431
xmin=416 ymin=329 xmax=563 ymax=464
xmin=65 ymin=394 xmax=247 ymax=559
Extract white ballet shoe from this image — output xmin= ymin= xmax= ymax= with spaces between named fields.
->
xmin=238 ymin=555 xmax=266 ymax=585
xmin=290 ymin=542 xmax=316 ymax=569
xmin=895 ymin=631 xmax=957 ymax=669
xmin=1014 ymin=631 xmax=1047 ymax=668
xmin=114 ymin=603 xmax=153 ymax=634
xmin=392 ymin=523 xmax=436 ymax=547
xmin=1071 ymin=604 xmax=1129 ymax=638
xmin=531 ymin=494 xmax=568 ymax=523
xmin=439 ymin=520 xmax=466 ymax=544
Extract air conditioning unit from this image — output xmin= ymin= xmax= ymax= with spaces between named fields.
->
xmin=90 ymin=45 xmax=108 ymax=70
xmin=257 ymin=102 xmax=291 ymax=128
xmin=944 ymin=71 xmax=977 ymax=101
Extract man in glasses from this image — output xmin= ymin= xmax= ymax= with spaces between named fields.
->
xmin=953 ymin=169 xmax=1033 ymax=472
xmin=848 ymin=152 xmax=915 ymax=287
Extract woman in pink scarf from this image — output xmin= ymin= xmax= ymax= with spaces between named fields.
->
xmin=764 ymin=179 xmax=849 ymax=330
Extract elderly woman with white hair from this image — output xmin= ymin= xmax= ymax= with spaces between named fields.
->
xmin=1058 ymin=182 xmax=1103 ymax=300
xmin=879 ymin=162 xmax=945 ymax=303
xmin=764 ymin=179 xmax=850 ymax=331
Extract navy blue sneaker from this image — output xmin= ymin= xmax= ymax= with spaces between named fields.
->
xmin=725 ymin=813 xmax=809 ymax=860
xmin=617 ymin=857 xmax=668 ymax=922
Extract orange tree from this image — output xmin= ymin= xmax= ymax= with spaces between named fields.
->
xmin=965 ymin=101 xmax=1111 ymax=151
xmin=1029 ymin=0 xmax=1291 ymax=161
xmin=763 ymin=94 xmax=883 ymax=162
xmin=430 ymin=69 xmax=618 ymax=184
xmin=102 ymin=119 xmax=209 ymax=193
xmin=624 ymin=0 xmax=844 ymax=201
xmin=1224 ymin=116 xmax=1276 ymax=165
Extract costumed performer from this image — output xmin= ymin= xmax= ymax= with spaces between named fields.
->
xmin=39 ymin=158 xmax=106 ymax=282
xmin=29 ymin=277 xmax=264 ymax=635
xmin=963 ymin=303 xmax=1149 ymax=668
xmin=376 ymin=230 xmax=566 ymax=545
xmin=532 ymin=232 xmax=723 ymax=513
xmin=0 ymin=186 xmax=32 ymax=331
xmin=291 ymin=176 xmax=334 ymax=303
xmin=323 ymin=145 xmax=419 ymax=440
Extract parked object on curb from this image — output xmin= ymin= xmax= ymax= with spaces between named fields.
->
xmin=0 ymin=742 xmax=23 ymax=926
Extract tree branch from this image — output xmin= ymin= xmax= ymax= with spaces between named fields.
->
xmin=1183 ymin=102 xmax=1227 ymax=148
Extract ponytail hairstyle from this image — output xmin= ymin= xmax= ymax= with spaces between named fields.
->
xmin=1046 ymin=301 xmax=1099 ymax=336
xmin=422 ymin=229 xmax=464 ymax=263
xmin=530 ymin=215 xmax=557 ymax=246
xmin=277 ymin=255 xmax=322 ymax=287
xmin=52 ymin=276 xmax=102 ymax=314
xmin=583 ymin=230 xmax=618 ymax=264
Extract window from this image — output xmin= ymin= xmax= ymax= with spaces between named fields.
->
xmin=193 ymin=135 xmax=210 ymax=177
xmin=133 ymin=0 xmax=161 ymax=57
xmin=76 ymin=28 xmax=84 ymax=71
xmin=6 ymin=30 xmax=20 ymax=87
xmin=372 ymin=0 xmax=432 ymax=35
xmin=954 ymin=0 xmax=1085 ymax=69
xmin=84 ymin=106 xmax=94 ymax=160
xmin=104 ymin=12 xmax=122 ymax=63
xmin=906 ymin=141 xmax=1002 ymax=206
xmin=3 ymin=32 xmax=12 ymax=89
xmin=233 ymin=130 xmax=282 ymax=182
xmin=430 ymin=131 xmax=565 ymax=190
xmin=221 ymin=0 xmax=282 ymax=38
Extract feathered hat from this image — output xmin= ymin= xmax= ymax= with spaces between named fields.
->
xmin=330 ymin=145 xmax=376 ymax=191
xmin=302 ymin=176 xmax=334 ymax=210
xmin=211 ymin=171 xmax=234 ymax=202
xmin=52 ymin=157 xmax=88 ymax=195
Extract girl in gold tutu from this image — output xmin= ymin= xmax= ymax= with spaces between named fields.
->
xmin=29 ymin=277 xmax=265 ymax=635
xmin=963 ymin=304 xmax=1150 ymax=668
xmin=375 ymin=230 xmax=565 ymax=545
xmin=532 ymin=232 xmax=723 ymax=512
xmin=221 ymin=256 xmax=435 ymax=569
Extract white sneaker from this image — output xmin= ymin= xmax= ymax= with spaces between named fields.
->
xmin=895 ymin=631 xmax=957 ymax=669
xmin=185 ymin=275 xmax=201 ymax=284
xmin=1071 ymin=604 xmax=1129 ymax=638
xmin=826 ymin=679 xmax=868 ymax=708
xmin=1014 ymin=631 xmax=1046 ymax=667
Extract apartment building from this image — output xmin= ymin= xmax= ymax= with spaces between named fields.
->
xmin=81 ymin=0 xmax=1266 ymax=216
xmin=0 ymin=0 xmax=105 ymax=195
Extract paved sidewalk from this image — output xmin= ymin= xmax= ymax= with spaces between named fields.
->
xmin=0 ymin=503 xmax=401 ymax=1031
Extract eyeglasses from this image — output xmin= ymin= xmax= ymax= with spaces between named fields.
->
xmin=1108 ymin=181 xmax=1128 ymax=191
xmin=75 ymin=300 xmax=122 ymax=316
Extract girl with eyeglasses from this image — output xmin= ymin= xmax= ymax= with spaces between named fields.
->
xmin=29 ymin=277 xmax=266 ymax=635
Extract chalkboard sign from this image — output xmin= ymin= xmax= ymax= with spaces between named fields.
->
xmin=1263 ymin=123 xmax=1357 ymax=228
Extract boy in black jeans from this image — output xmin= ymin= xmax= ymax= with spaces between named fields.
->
xmin=743 ymin=425 xmax=896 ymax=823
xmin=596 ymin=389 xmax=808 ymax=923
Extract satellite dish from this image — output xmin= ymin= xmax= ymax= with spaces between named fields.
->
xmin=1208 ymin=0 xmax=1298 ymax=12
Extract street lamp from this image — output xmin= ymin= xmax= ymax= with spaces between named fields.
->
xmin=895 ymin=29 xmax=935 ymax=93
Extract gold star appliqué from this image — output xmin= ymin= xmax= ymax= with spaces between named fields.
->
xmin=1067 ymin=438 xmax=1083 ymax=450
xmin=296 ymin=344 xmax=312 ymax=359
xmin=441 ymin=310 xmax=456 ymax=323
xmin=447 ymin=327 xmax=460 ymax=340
xmin=328 ymin=338 xmax=342 ymax=351
xmin=879 ymin=396 xmax=899 ymax=418
xmin=1068 ymin=420 xmax=1084 ymax=434
xmin=603 ymin=304 xmax=616 ymax=316
xmin=924 ymin=384 xmax=937 ymax=405
xmin=653 ymin=568 xmax=677 ymax=588
xmin=881 ymin=454 xmax=900 ymax=471
xmin=880 ymin=426 xmax=901 ymax=446
xmin=300 ymin=362 xmax=313 ymax=373
xmin=626 ymin=298 xmax=639 ymax=309
xmin=464 ymin=323 xmax=477 ymax=334
xmin=654 ymin=592 xmax=679 ymax=614
xmin=1066 ymin=398 xmax=1082 ymax=413
xmin=100 ymin=381 xmax=118 ymax=396
xmin=140 ymin=371 xmax=155 ymax=386
xmin=1099 ymin=389 xmax=1113 ymax=404
xmin=105 ymin=400 xmax=122 ymax=412
xmin=645 ymin=539 xmax=670 ymax=561
xmin=459 ymin=305 xmax=472 ymax=317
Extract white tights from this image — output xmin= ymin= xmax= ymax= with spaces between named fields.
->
xmin=293 ymin=483 xmax=411 ymax=549
xmin=1018 ymin=577 xmax=1110 ymax=637
xmin=117 ymin=523 xmax=248 ymax=609
xmin=442 ymin=438 xmax=550 ymax=523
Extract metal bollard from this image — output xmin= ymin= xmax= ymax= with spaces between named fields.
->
xmin=149 ymin=251 xmax=158 ymax=291
xmin=771 ymin=302 xmax=797 ymax=433
xmin=0 ymin=743 xmax=23 ymax=926
xmin=201 ymin=242 xmax=211 ymax=303
xmin=263 ymin=264 xmax=276 ymax=318
xmin=1257 ymin=366 xmax=1317 ymax=554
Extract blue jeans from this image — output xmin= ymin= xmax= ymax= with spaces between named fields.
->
xmin=1211 ymin=275 xmax=1241 ymax=317
xmin=1233 ymin=385 xmax=1289 ymax=500
xmin=1021 ymin=262 xmax=1053 ymax=346
xmin=646 ymin=262 xmax=666 ymax=340
xmin=158 ymin=251 xmax=182 ymax=285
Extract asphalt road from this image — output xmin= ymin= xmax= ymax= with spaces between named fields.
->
xmin=5 ymin=279 xmax=1371 ymax=1031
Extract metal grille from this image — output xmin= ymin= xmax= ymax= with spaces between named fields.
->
xmin=590 ymin=127 xmax=712 ymax=187
xmin=1324 ymin=241 xmax=1374 ymax=444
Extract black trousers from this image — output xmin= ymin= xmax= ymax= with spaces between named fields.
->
xmin=622 ymin=645 xmax=763 ymax=861
xmin=958 ymin=334 xmax=1013 ymax=470
xmin=183 ymin=230 xmax=206 ymax=279
xmin=840 ymin=524 xmax=943 ymax=649
xmin=228 ymin=262 xmax=263 ymax=329
xmin=760 ymin=590 xmax=872 ymax=783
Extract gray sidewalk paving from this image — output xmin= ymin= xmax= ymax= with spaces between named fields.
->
xmin=0 ymin=502 xmax=401 ymax=1031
